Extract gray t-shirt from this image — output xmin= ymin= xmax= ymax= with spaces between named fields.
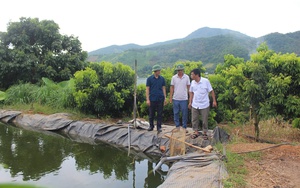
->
xmin=170 ymin=73 xmax=190 ymax=100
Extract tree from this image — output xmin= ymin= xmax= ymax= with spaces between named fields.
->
xmin=73 ymin=62 xmax=135 ymax=116
xmin=215 ymin=43 xmax=300 ymax=139
xmin=214 ymin=55 xmax=246 ymax=123
xmin=0 ymin=17 xmax=87 ymax=89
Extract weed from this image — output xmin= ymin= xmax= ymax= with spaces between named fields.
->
xmin=292 ymin=118 xmax=300 ymax=129
xmin=215 ymin=134 xmax=263 ymax=188
xmin=243 ymin=118 xmax=300 ymax=143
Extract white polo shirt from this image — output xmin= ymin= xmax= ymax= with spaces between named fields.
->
xmin=171 ymin=73 xmax=190 ymax=100
xmin=189 ymin=77 xmax=213 ymax=109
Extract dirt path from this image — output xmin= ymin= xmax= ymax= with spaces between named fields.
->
xmin=228 ymin=143 xmax=300 ymax=188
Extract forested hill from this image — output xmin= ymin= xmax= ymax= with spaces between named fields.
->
xmin=261 ymin=31 xmax=300 ymax=55
xmin=87 ymin=27 xmax=300 ymax=75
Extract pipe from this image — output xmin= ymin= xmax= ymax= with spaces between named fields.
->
xmin=154 ymin=153 xmax=215 ymax=171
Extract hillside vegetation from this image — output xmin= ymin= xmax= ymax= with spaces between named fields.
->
xmin=88 ymin=27 xmax=300 ymax=76
xmin=1 ymin=19 xmax=300 ymax=131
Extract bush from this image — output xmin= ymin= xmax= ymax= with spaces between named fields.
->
xmin=4 ymin=83 xmax=39 ymax=104
xmin=292 ymin=118 xmax=300 ymax=128
xmin=73 ymin=62 xmax=135 ymax=117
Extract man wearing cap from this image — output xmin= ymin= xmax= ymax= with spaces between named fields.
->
xmin=146 ymin=64 xmax=167 ymax=132
xmin=169 ymin=64 xmax=190 ymax=131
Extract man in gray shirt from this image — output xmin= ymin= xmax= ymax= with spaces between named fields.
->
xmin=169 ymin=64 xmax=190 ymax=130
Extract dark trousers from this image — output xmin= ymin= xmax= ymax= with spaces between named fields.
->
xmin=149 ymin=101 xmax=164 ymax=130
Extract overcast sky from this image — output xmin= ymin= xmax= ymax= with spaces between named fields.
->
xmin=1 ymin=0 xmax=299 ymax=52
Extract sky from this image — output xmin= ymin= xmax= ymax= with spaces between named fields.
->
xmin=1 ymin=0 xmax=299 ymax=52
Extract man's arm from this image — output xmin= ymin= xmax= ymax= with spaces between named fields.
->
xmin=163 ymin=86 xmax=167 ymax=105
xmin=188 ymin=91 xmax=193 ymax=109
xmin=146 ymin=86 xmax=150 ymax=106
xmin=210 ymin=90 xmax=217 ymax=107
xmin=169 ymin=85 xmax=174 ymax=103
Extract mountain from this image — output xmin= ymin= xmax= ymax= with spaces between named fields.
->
xmin=88 ymin=43 xmax=142 ymax=56
xmin=260 ymin=31 xmax=300 ymax=55
xmin=88 ymin=27 xmax=251 ymax=55
xmin=87 ymin=27 xmax=300 ymax=76
xmin=185 ymin=27 xmax=250 ymax=39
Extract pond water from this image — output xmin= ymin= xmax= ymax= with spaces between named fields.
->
xmin=137 ymin=77 xmax=147 ymax=85
xmin=0 ymin=123 xmax=168 ymax=188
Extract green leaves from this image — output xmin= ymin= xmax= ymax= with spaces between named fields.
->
xmin=0 ymin=17 xmax=87 ymax=89
xmin=214 ymin=42 xmax=300 ymax=133
xmin=0 ymin=91 xmax=6 ymax=101
xmin=72 ymin=62 xmax=135 ymax=116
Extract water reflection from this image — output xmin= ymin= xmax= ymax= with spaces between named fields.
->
xmin=0 ymin=123 xmax=166 ymax=188
xmin=144 ymin=161 xmax=164 ymax=188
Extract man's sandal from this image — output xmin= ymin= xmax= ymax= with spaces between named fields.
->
xmin=202 ymin=134 xmax=208 ymax=140
xmin=190 ymin=133 xmax=199 ymax=139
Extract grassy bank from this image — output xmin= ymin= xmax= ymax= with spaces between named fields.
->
xmin=0 ymin=103 xmax=97 ymax=121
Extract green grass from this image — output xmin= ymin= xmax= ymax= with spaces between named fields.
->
xmin=242 ymin=119 xmax=300 ymax=143
xmin=215 ymin=142 xmax=262 ymax=188
xmin=0 ymin=103 xmax=97 ymax=121
xmin=0 ymin=183 xmax=45 ymax=188
xmin=216 ymin=118 xmax=300 ymax=188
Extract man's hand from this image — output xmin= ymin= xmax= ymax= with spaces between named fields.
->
xmin=212 ymin=101 xmax=217 ymax=108
xmin=188 ymin=103 xmax=192 ymax=109
xmin=164 ymin=100 xmax=168 ymax=106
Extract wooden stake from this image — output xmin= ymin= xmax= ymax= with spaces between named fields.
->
xmin=133 ymin=59 xmax=137 ymax=128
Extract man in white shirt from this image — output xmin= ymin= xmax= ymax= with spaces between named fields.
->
xmin=169 ymin=64 xmax=190 ymax=130
xmin=188 ymin=68 xmax=217 ymax=139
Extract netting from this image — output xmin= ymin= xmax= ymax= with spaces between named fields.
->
xmin=169 ymin=127 xmax=186 ymax=156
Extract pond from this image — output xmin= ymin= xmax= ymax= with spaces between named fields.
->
xmin=0 ymin=123 xmax=168 ymax=188
xmin=137 ymin=77 xmax=147 ymax=85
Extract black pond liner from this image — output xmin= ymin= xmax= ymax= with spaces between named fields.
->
xmin=0 ymin=110 xmax=230 ymax=188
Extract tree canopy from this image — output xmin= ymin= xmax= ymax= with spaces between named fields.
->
xmin=0 ymin=17 xmax=87 ymax=89
xmin=73 ymin=62 xmax=135 ymax=116
xmin=214 ymin=43 xmax=300 ymax=138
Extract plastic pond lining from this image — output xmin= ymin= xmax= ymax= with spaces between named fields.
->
xmin=0 ymin=110 xmax=229 ymax=188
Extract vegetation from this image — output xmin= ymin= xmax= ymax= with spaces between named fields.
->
xmin=1 ymin=62 xmax=136 ymax=118
xmin=0 ymin=17 xmax=87 ymax=89
xmin=87 ymin=28 xmax=300 ymax=77
xmin=2 ymin=42 xmax=300 ymax=135
xmin=73 ymin=62 xmax=135 ymax=116
xmin=263 ymin=31 xmax=300 ymax=55
xmin=292 ymin=118 xmax=300 ymax=129
xmin=1 ymin=17 xmax=300 ymax=188
xmin=1 ymin=18 xmax=299 ymax=137
xmin=0 ymin=184 xmax=43 ymax=188
xmin=214 ymin=43 xmax=300 ymax=139
xmin=220 ymin=119 xmax=300 ymax=187
xmin=89 ymin=35 xmax=254 ymax=76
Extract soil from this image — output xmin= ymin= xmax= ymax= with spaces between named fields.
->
xmin=228 ymin=141 xmax=300 ymax=188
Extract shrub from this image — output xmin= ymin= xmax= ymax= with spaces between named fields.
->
xmin=73 ymin=62 xmax=135 ymax=117
xmin=292 ymin=118 xmax=300 ymax=129
xmin=4 ymin=83 xmax=39 ymax=104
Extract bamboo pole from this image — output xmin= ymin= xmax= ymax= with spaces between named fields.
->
xmin=133 ymin=59 xmax=137 ymax=128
